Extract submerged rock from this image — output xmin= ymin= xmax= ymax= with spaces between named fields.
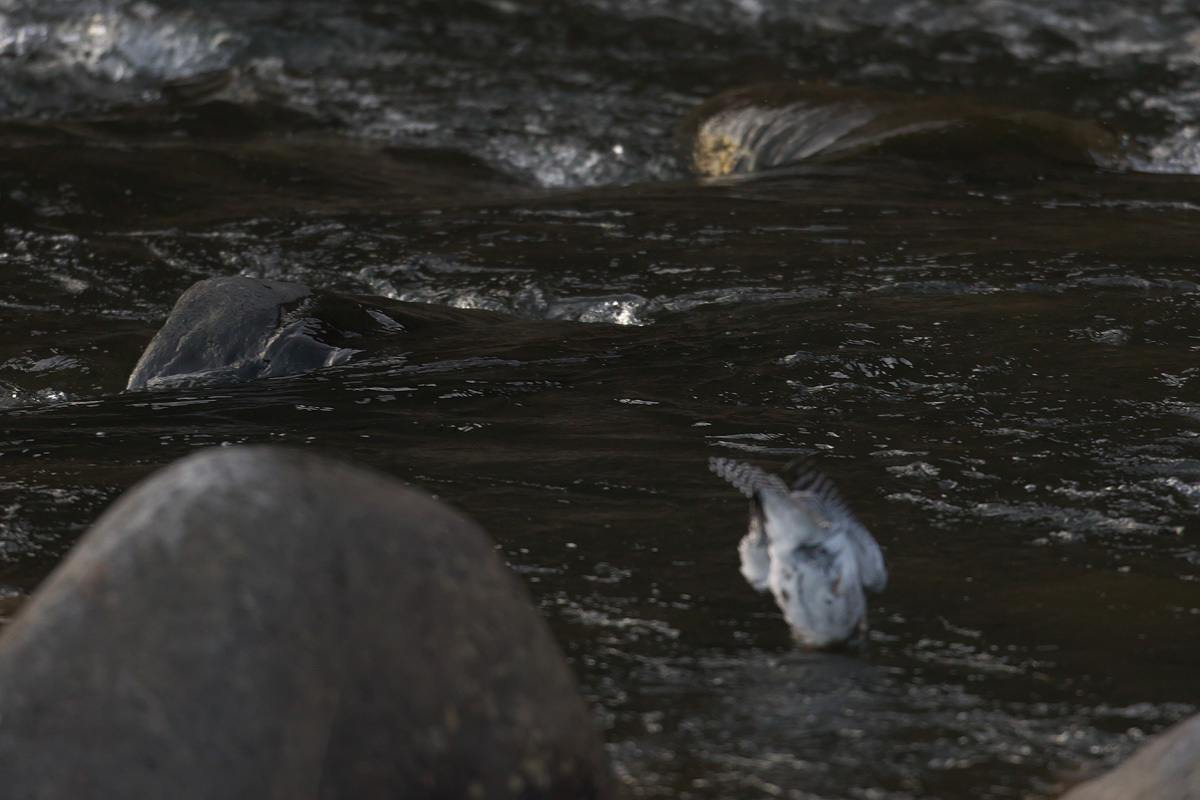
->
xmin=678 ymin=81 xmax=1126 ymax=176
xmin=0 ymin=446 xmax=617 ymax=800
xmin=126 ymin=275 xmax=524 ymax=391
xmin=1059 ymin=713 xmax=1200 ymax=800
xmin=126 ymin=275 xmax=631 ymax=392
xmin=126 ymin=276 xmax=363 ymax=390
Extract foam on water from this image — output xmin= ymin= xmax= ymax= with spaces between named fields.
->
xmin=9 ymin=0 xmax=1200 ymax=181
xmin=0 ymin=1 xmax=243 ymax=113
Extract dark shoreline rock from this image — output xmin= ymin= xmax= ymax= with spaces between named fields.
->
xmin=0 ymin=446 xmax=617 ymax=800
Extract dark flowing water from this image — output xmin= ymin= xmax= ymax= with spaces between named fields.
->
xmin=2 ymin=1 xmax=1200 ymax=797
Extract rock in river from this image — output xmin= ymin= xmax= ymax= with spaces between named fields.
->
xmin=1058 ymin=713 xmax=1200 ymax=800
xmin=125 ymin=276 xmax=363 ymax=390
xmin=0 ymin=446 xmax=617 ymax=800
xmin=678 ymin=81 xmax=1127 ymax=177
xmin=125 ymin=275 xmax=521 ymax=391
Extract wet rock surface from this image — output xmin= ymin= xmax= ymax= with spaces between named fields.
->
xmin=1059 ymin=713 xmax=1200 ymax=800
xmin=678 ymin=82 xmax=1127 ymax=176
xmin=0 ymin=446 xmax=616 ymax=800
xmin=126 ymin=276 xmax=342 ymax=390
xmin=125 ymin=275 xmax=572 ymax=390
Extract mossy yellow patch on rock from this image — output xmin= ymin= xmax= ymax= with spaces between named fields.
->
xmin=678 ymin=81 xmax=1128 ymax=176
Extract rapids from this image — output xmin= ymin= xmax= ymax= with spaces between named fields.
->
xmin=1 ymin=1 xmax=1198 ymax=797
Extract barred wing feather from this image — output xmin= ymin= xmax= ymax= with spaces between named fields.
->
xmin=709 ymin=457 xmax=791 ymax=500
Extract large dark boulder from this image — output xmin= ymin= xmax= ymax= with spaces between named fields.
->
xmin=0 ymin=446 xmax=617 ymax=800
xmin=125 ymin=276 xmax=558 ymax=391
xmin=125 ymin=276 xmax=361 ymax=390
xmin=1059 ymin=714 xmax=1200 ymax=800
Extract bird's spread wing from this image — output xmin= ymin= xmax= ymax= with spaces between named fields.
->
xmin=712 ymin=457 xmax=836 ymax=551
xmin=780 ymin=457 xmax=856 ymax=521
xmin=847 ymin=519 xmax=888 ymax=593
xmin=781 ymin=457 xmax=888 ymax=592
xmin=737 ymin=515 xmax=771 ymax=592
xmin=709 ymin=457 xmax=791 ymax=499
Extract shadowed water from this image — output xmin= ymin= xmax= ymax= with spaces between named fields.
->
xmin=1 ymin=1 xmax=1199 ymax=798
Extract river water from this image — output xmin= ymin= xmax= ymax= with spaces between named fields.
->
xmin=2 ymin=1 xmax=1199 ymax=797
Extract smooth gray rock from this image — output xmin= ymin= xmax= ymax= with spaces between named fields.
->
xmin=125 ymin=275 xmax=540 ymax=391
xmin=126 ymin=276 xmax=372 ymax=391
xmin=0 ymin=446 xmax=617 ymax=800
xmin=1059 ymin=714 xmax=1200 ymax=800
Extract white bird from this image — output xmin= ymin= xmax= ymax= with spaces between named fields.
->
xmin=709 ymin=456 xmax=887 ymax=648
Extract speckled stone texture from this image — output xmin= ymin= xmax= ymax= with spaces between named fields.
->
xmin=1059 ymin=714 xmax=1200 ymax=800
xmin=0 ymin=446 xmax=617 ymax=800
